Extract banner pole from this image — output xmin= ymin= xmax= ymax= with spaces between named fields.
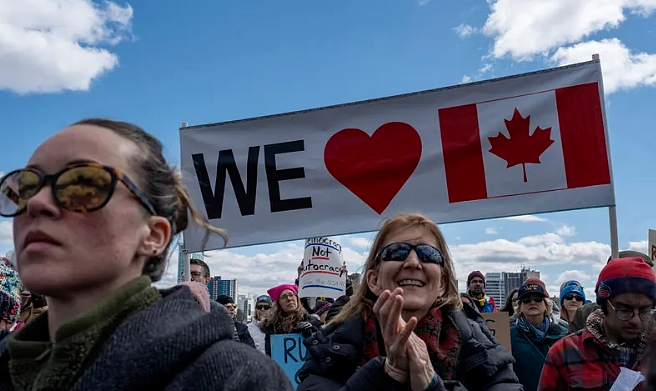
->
xmin=591 ymin=54 xmax=620 ymax=258
xmin=181 ymin=121 xmax=192 ymax=281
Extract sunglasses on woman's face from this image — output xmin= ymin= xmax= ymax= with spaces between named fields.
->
xmin=378 ymin=242 xmax=444 ymax=265
xmin=520 ymin=295 xmax=544 ymax=304
xmin=256 ymin=305 xmax=271 ymax=310
xmin=0 ymin=163 xmax=155 ymax=217
xmin=224 ymin=304 xmax=237 ymax=309
xmin=564 ymin=294 xmax=584 ymax=302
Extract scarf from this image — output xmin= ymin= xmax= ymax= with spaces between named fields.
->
xmin=467 ymin=291 xmax=489 ymax=310
xmin=516 ymin=314 xmax=551 ymax=341
xmin=8 ymin=276 xmax=161 ymax=391
xmin=361 ymin=306 xmax=462 ymax=380
xmin=586 ymin=309 xmax=655 ymax=368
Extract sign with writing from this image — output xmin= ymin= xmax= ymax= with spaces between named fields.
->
xmin=270 ymin=333 xmax=307 ymax=385
xmin=649 ymin=229 xmax=656 ymax=274
xmin=298 ymin=237 xmax=346 ymax=299
xmin=482 ymin=312 xmax=512 ymax=354
xmin=180 ymin=60 xmax=614 ymax=251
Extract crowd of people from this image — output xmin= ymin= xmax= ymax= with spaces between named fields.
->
xmin=0 ymin=119 xmax=655 ymax=391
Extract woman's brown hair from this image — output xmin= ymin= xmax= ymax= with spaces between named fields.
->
xmin=328 ymin=213 xmax=461 ymax=325
xmin=72 ymin=118 xmax=228 ymax=281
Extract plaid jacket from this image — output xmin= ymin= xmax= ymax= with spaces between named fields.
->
xmin=538 ymin=329 xmax=647 ymax=391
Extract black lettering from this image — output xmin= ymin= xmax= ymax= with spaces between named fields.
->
xmin=485 ymin=319 xmax=496 ymax=336
xmin=283 ymin=337 xmax=298 ymax=363
xmin=298 ymin=336 xmax=307 ymax=361
xmin=264 ymin=140 xmax=312 ymax=213
xmin=192 ymin=148 xmax=259 ymax=219
xmin=311 ymin=246 xmax=332 ymax=258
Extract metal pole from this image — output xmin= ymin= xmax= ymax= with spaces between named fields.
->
xmin=181 ymin=121 xmax=192 ymax=281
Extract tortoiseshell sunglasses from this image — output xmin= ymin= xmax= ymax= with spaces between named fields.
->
xmin=0 ymin=162 xmax=155 ymax=217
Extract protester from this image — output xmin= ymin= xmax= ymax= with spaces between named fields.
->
xmin=0 ymin=119 xmax=293 ymax=390
xmin=467 ymin=271 xmax=497 ymax=313
xmin=261 ymin=283 xmax=321 ymax=356
xmin=313 ymin=300 xmax=332 ymax=324
xmin=558 ymin=280 xmax=585 ymax=324
xmin=500 ymin=288 xmax=519 ymax=316
xmin=0 ymin=258 xmax=21 ymax=331
xmin=568 ymin=250 xmax=653 ymax=333
xmin=297 ymin=213 xmax=521 ymax=391
xmin=510 ymin=279 xmax=567 ymax=391
xmin=248 ymin=295 xmax=272 ymax=353
xmin=217 ymin=294 xmax=256 ymax=348
xmin=539 ymin=257 xmax=656 ymax=391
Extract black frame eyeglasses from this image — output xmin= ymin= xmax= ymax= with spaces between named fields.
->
xmin=0 ymin=163 xmax=156 ymax=217
xmin=378 ymin=242 xmax=445 ymax=265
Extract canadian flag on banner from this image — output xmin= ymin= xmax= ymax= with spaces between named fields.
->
xmin=438 ymin=82 xmax=611 ymax=203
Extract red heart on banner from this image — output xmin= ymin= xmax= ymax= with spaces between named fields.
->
xmin=324 ymin=122 xmax=422 ymax=214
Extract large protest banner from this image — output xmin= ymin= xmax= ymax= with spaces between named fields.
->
xmin=298 ymin=237 xmax=346 ymax=299
xmin=270 ymin=333 xmax=307 ymax=386
xmin=180 ymin=59 xmax=614 ymax=251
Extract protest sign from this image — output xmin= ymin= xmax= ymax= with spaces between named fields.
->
xmin=180 ymin=60 xmax=614 ymax=251
xmin=482 ymin=312 xmax=512 ymax=354
xmin=298 ymin=237 xmax=346 ymax=299
xmin=270 ymin=333 xmax=307 ymax=385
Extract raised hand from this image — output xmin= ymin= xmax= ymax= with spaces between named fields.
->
xmin=407 ymin=331 xmax=436 ymax=391
xmin=374 ymin=288 xmax=413 ymax=383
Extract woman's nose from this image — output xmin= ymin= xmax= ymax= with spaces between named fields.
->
xmin=403 ymin=250 xmax=421 ymax=268
xmin=25 ymin=186 xmax=59 ymax=218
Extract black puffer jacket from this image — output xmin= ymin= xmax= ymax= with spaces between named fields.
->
xmin=262 ymin=314 xmax=322 ymax=356
xmin=297 ymin=309 xmax=522 ymax=391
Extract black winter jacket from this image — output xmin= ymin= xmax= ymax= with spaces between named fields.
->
xmin=0 ymin=286 xmax=293 ymax=391
xmin=262 ymin=314 xmax=322 ymax=356
xmin=297 ymin=308 xmax=522 ymax=391
xmin=235 ymin=321 xmax=256 ymax=349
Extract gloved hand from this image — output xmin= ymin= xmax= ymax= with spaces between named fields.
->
xmin=295 ymin=321 xmax=315 ymax=338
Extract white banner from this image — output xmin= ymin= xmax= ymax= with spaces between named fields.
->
xmin=180 ymin=60 xmax=615 ymax=251
xmin=298 ymin=237 xmax=346 ymax=299
xmin=649 ymin=229 xmax=656 ymax=273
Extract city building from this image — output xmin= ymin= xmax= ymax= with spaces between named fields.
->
xmin=483 ymin=268 xmax=541 ymax=307
xmin=208 ymin=276 xmax=222 ymax=301
xmin=176 ymin=242 xmax=205 ymax=283
xmin=237 ymin=295 xmax=254 ymax=321
xmin=206 ymin=276 xmax=239 ymax=301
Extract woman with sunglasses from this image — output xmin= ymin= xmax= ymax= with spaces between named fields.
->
xmin=248 ymin=295 xmax=272 ymax=354
xmin=558 ymin=280 xmax=585 ymax=325
xmin=0 ymin=119 xmax=293 ymax=391
xmin=297 ymin=213 xmax=521 ymax=391
xmin=509 ymin=278 xmax=567 ymax=391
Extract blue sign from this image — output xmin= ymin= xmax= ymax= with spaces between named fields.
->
xmin=270 ymin=333 xmax=307 ymax=385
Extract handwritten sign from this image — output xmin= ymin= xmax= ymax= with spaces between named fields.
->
xmin=270 ymin=333 xmax=307 ymax=385
xmin=298 ymin=237 xmax=346 ymax=299
xmin=482 ymin=312 xmax=512 ymax=354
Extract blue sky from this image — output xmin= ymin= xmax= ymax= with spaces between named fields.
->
xmin=0 ymin=0 xmax=655 ymax=299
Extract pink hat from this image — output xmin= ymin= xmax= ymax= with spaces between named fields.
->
xmin=267 ymin=284 xmax=298 ymax=302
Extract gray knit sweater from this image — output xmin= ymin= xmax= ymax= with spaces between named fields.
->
xmin=0 ymin=286 xmax=293 ymax=391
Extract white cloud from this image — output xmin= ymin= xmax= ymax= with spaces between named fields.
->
xmin=555 ymin=224 xmax=577 ymax=237
xmin=461 ymin=75 xmax=472 ymax=83
xmin=418 ymin=0 xmax=431 ymax=5
xmin=454 ymin=23 xmax=476 ymax=38
xmin=503 ymin=215 xmax=548 ymax=222
xmin=485 ymin=227 xmax=499 ymax=235
xmin=555 ymin=269 xmax=592 ymax=285
xmin=479 ymin=63 xmax=493 ymax=73
xmin=349 ymin=237 xmax=371 ymax=250
xmin=0 ymin=0 xmax=134 ymax=94
xmin=551 ymin=38 xmax=656 ymax=94
xmin=0 ymin=221 xmax=12 ymax=245
xmin=628 ymin=240 xmax=648 ymax=254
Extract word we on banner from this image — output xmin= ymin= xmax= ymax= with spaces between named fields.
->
xmin=180 ymin=60 xmax=614 ymax=251
xmin=298 ymin=237 xmax=346 ymax=299
xmin=270 ymin=333 xmax=307 ymax=385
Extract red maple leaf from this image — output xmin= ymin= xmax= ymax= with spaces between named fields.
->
xmin=488 ymin=108 xmax=555 ymax=182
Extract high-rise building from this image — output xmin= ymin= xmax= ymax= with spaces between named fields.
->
xmin=237 ymin=295 xmax=254 ymax=321
xmin=484 ymin=272 xmax=503 ymax=306
xmin=206 ymin=276 xmax=238 ymax=301
xmin=177 ymin=242 xmax=205 ymax=283
xmin=479 ymin=268 xmax=541 ymax=308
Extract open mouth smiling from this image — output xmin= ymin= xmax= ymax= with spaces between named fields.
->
xmin=397 ymin=279 xmax=425 ymax=288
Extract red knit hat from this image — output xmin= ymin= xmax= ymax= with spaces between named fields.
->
xmin=595 ymin=257 xmax=656 ymax=304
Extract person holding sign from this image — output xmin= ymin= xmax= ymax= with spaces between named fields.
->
xmin=261 ymin=284 xmax=321 ymax=356
xmin=297 ymin=213 xmax=520 ymax=391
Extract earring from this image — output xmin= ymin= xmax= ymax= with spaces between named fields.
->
xmin=152 ymin=249 xmax=157 ymax=254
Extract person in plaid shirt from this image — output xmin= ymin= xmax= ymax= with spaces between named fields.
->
xmin=538 ymin=257 xmax=656 ymax=391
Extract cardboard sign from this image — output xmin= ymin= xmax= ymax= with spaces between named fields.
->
xmin=649 ymin=229 xmax=656 ymax=274
xmin=482 ymin=312 xmax=512 ymax=354
xmin=298 ymin=237 xmax=347 ymax=299
xmin=180 ymin=60 xmax=614 ymax=251
xmin=270 ymin=333 xmax=307 ymax=385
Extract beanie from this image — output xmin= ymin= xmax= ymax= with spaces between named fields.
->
xmin=313 ymin=300 xmax=332 ymax=316
xmin=596 ymin=257 xmax=656 ymax=304
xmin=560 ymin=280 xmax=586 ymax=304
xmin=216 ymin=294 xmax=235 ymax=305
xmin=0 ymin=258 xmax=21 ymax=325
xmin=267 ymin=284 xmax=298 ymax=302
xmin=607 ymin=250 xmax=653 ymax=267
xmin=467 ymin=271 xmax=485 ymax=286
xmin=518 ymin=278 xmax=549 ymax=299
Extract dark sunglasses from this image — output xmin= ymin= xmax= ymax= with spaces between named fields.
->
xmin=520 ymin=295 xmax=544 ymax=304
xmin=0 ymin=163 xmax=155 ymax=217
xmin=563 ymin=294 xmax=584 ymax=302
xmin=378 ymin=242 xmax=444 ymax=265
xmin=256 ymin=305 xmax=271 ymax=310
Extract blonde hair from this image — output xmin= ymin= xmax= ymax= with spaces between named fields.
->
xmin=329 ymin=213 xmax=462 ymax=325
xmin=515 ymin=296 xmax=553 ymax=317
xmin=261 ymin=294 xmax=307 ymax=333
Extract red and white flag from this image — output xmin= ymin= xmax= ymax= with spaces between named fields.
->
xmin=438 ymin=83 xmax=611 ymax=203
